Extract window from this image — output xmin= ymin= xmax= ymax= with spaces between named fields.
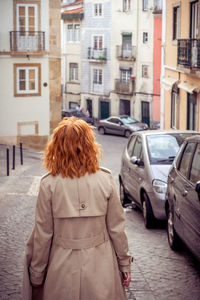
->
xmin=93 ymin=36 xmax=103 ymax=50
xmin=173 ymin=5 xmax=180 ymax=40
xmin=143 ymin=0 xmax=148 ymax=10
xmin=190 ymin=143 xmax=200 ymax=183
xmin=127 ymin=135 xmax=136 ymax=157
xmin=187 ymin=93 xmax=197 ymax=130
xmin=132 ymin=137 xmax=142 ymax=158
xmin=123 ymin=0 xmax=130 ymax=12
xmin=67 ymin=24 xmax=80 ymax=42
xmin=178 ymin=142 xmax=196 ymax=178
xmin=14 ymin=64 xmax=41 ymax=96
xmin=121 ymin=69 xmax=131 ymax=83
xmin=142 ymin=65 xmax=149 ymax=78
xmin=94 ymin=3 xmax=102 ymax=16
xmin=69 ymin=63 xmax=78 ymax=81
xmin=74 ymin=24 xmax=80 ymax=41
xmin=93 ymin=69 xmax=102 ymax=84
xmin=171 ymin=88 xmax=179 ymax=129
xmin=143 ymin=32 xmax=148 ymax=43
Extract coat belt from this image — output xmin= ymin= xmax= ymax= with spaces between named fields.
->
xmin=53 ymin=230 xmax=109 ymax=250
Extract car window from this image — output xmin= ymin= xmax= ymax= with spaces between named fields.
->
xmin=132 ymin=136 xmax=142 ymax=158
xmin=108 ymin=118 xmax=118 ymax=124
xmin=190 ymin=143 xmax=200 ymax=184
xmin=178 ymin=142 xmax=196 ymax=178
xmin=127 ymin=135 xmax=136 ymax=157
xmin=121 ymin=117 xmax=138 ymax=124
xmin=147 ymin=134 xmax=179 ymax=164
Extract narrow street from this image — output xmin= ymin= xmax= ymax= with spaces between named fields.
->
xmin=0 ymin=133 xmax=200 ymax=300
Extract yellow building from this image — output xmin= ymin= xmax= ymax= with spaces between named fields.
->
xmin=162 ymin=0 xmax=200 ymax=131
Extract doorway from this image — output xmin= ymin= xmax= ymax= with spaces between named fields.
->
xmin=119 ymin=99 xmax=130 ymax=115
xmin=141 ymin=101 xmax=150 ymax=126
xmin=100 ymin=100 xmax=110 ymax=119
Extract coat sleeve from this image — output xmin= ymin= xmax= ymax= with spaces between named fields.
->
xmin=29 ymin=179 xmax=53 ymax=286
xmin=106 ymin=174 xmax=133 ymax=273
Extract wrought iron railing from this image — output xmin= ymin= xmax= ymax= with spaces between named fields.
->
xmin=10 ymin=31 xmax=45 ymax=52
xmin=115 ymin=79 xmax=133 ymax=95
xmin=177 ymin=39 xmax=200 ymax=69
xmin=116 ymin=45 xmax=136 ymax=60
xmin=88 ymin=48 xmax=107 ymax=61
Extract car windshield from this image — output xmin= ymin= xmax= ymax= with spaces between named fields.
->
xmin=121 ymin=117 xmax=138 ymax=124
xmin=147 ymin=133 xmax=194 ymax=164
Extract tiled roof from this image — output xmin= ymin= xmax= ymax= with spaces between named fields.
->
xmin=62 ymin=7 xmax=83 ymax=15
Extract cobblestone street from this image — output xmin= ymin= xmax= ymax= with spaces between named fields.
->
xmin=0 ymin=136 xmax=200 ymax=300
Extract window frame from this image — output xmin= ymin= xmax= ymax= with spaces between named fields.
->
xmin=123 ymin=0 xmax=131 ymax=12
xmin=69 ymin=63 xmax=78 ymax=81
xmin=143 ymin=0 xmax=148 ymax=11
xmin=187 ymin=92 xmax=197 ymax=130
xmin=142 ymin=65 xmax=149 ymax=78
xmin=14 ymin=63 xmax=41 ymax=97
xmin=143 ymin=32 xmax=148 ymax=44
xmin=172 ymin=5 xmax=180 ymax=41
xmin=67 ymin=23 xmax=80 ymax=42
xmin=94 ymin=3 xmax=103 ymax=17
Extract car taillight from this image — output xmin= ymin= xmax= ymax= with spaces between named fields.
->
xmin=98 ymin=121 xmax=101 ymax=125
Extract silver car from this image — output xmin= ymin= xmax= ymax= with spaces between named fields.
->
xmin=119 ymin=130 xmax=198 ymax=228
xmin=97 ymin=115 xmax=148 ymax=138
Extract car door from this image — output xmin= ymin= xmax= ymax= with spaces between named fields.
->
xmin=172 ymin=142 xmax=196 ymax=239
xmin=126 ymin=135 xmax=144 ymax=205
xmin=106 ymin=117 xmax=123 ymax=135
xmin=179 ymin=142 xmax=200 ymax=256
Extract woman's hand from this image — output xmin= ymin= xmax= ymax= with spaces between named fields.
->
xmin=122 ymin=272 xmax=131 ymax=288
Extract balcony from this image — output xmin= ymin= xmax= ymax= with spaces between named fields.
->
xmin=116 ymin=45 xmax=136 ymax=61
xmin=10 ymin=31 xmax=45 ymax=53
xmin=88 ymin=48 xmax=107 ymax=62
xmin=178 ymin=39 xmax=200 ymax=69
xmin=115 ymin=79 xmax=134 ymax=95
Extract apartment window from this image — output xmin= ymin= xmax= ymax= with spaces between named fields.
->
xmin=142 ymin=65 xmax=149 ymax=77
xmin=143 ymin=0 xmax=148 ymax=10
xmin=121 ymin=69 xmax=131 ymax=83
xmin=93 ymin=36 xmax=103 ymax=49
xmin=74 ymin=24 xmax=80 ymax=41
xmin=14 ymin=64 xmax=41 ymax=96
xmin=69 ymin=63 xmax=78 ymax=81
xmin=123 ymin=0 xmax=130 ymax=12
xmin=173 ymin=5 xmax=180 ymax=40
xmin=143 ymin=32 xmax=148 ymax=43
xmin=93 ymin=69 xmax=102 ymax=84
xmin=67 ymin=24 xmax=80 ymax=42
xmin=171 ymin=89 xmax=179 ymax=129
xmin=67 ymin=24 xmax=73 ymax=41
xmin=94 ymin=3 xmax=102 ymax=16
xmin=187 ymin=93 xmax=197 ymax=130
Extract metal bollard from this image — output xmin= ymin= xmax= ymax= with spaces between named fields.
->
xmin=6 ymin=148 xmax=9 ymax=176
xmin=20 ymin=142 xmax=23 ymax=165
xmin=12 ymin=145 xmax=15 ymax=170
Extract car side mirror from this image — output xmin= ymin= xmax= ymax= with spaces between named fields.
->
xmin=130 ymin=156 xmax=144 ymax=167
xmin=195 ymin=181 xmax=200 ymax=201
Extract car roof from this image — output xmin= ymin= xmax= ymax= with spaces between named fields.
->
xmin=182 ymin=134 xmax=200 ymax=142
xmin=131 ymin=129 xmax=200 ymax=136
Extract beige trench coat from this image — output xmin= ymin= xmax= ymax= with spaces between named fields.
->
xmin=22 ymin=168 xmax=132 ymax=300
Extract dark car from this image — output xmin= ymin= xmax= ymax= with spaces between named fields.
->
xmin=119 ymin=130 xmax=199 ymax=228
xmin=97 ymin=115 xmax=148 ymax=138
xmin=165 ymin=135 xmax=200 ymax=261
xmin=62 ymin=109 xmax=94 ymax=124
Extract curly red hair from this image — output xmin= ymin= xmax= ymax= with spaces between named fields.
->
xmin=43 ymin=117 xmax=101 ymax=178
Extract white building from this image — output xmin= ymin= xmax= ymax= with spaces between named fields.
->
xmin=0 ymin=0 xmax=61 ymax=149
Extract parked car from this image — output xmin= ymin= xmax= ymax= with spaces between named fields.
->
xmin=62 ymin=109 xmax=94 ymax=124
xmin=97 ymin=115 xmax=148 ymax=138
xmin=165 ymin=135 xmax=200 ymax=261
xmin=119 ymin=130 xmax=199 ymax=228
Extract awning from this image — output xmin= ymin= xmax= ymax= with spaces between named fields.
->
xmin=161 ymin=76 xmax=179 ymax=91
xmin=177 ymin=81 xmax=200 ymax=94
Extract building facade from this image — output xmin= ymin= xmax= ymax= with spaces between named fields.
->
xmin=0 ymin=0 xmax=61 ymax=149
xmin=61 ymin=0 xmax=162 ymax=126
xmin=162 ymin=0 xmax=200 ymax=131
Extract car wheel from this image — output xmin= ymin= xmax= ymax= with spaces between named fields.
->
xmin=119 ymin=181 xmax=131 ymax=207
xmin=124 ymin=130 xmax=131 ymax=138
xmin=99 ymin=127 xmax=105 ymax=135
xmin=167 ymin=207 xmax=181 ymax=250
xmin=142 ymin=192 xmax=155 ymax=229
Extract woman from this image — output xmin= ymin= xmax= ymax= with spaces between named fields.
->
xmin=23 ymin=117 xmax=132 ymax=300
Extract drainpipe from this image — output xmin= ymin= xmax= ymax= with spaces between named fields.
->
xmin=160 ymin=0 xmax=166 ymax=129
